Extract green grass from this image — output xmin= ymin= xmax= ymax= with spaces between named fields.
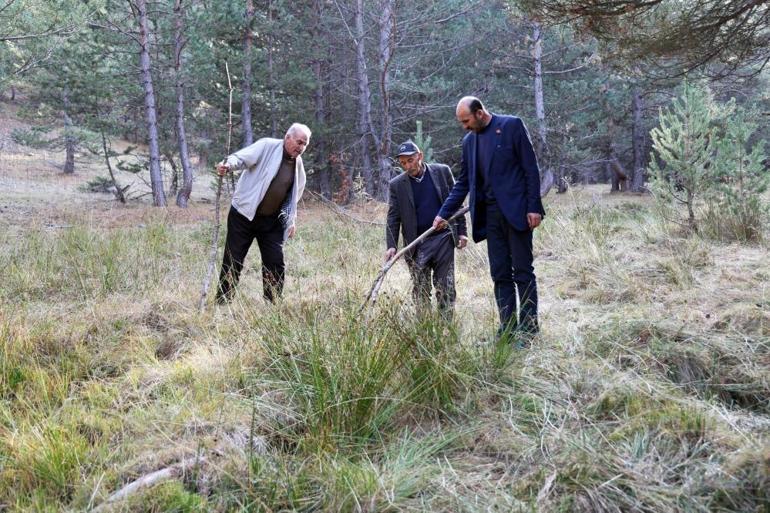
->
xmin=0 ymin=189 xmax=768 ymax=512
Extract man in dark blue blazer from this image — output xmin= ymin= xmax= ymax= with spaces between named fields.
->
xmin=433 ymin=97 xmax=545 ymax=340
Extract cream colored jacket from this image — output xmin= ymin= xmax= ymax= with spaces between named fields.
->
xmin=225 ymin=138 xmax=306 ymax=241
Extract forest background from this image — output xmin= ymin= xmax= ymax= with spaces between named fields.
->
xmin=4 ymin=0 xmax=768 ymax=203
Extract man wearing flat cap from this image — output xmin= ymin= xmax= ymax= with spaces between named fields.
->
xmin=385 ymin=140 xmax=468 ymax=318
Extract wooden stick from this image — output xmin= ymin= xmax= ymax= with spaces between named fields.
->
xmin=90 ymin=456 xmax=206 ymax=512
xmin=198 ymin=62 xmax=234 ymax=312
xmin=361 ymin=205 xmax=469 ymax=310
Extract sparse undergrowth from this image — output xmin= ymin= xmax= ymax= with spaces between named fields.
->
xmin=0 ymin=187 xmax=768 ymax=512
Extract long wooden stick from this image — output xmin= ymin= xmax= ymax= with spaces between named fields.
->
xmin=198 ymin=62 xmax=234 ymax=312
xmin=362 ymin=205 xmax=469 ymax=310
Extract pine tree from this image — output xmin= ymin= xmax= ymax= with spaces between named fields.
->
xmin=648 ymin=81 xmax=732 ymax=232
xmin=705 ymin=107 xmax=770 ymax=241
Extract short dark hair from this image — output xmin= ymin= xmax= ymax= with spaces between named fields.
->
xmin=468 ymin=98 xmax=485 ymax=114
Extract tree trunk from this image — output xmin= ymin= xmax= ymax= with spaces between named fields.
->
xmin=531 ymin=21 xmax=555 ymax=197
xmin=609 ymin=146 xmax=628 ymax=193
xmin=174 ymin=0 xmax=194 ymax=208
xmin=375 ymin=0 xmax=395 ymax=200
xmin=62 ymin=89 xmax=75 ymax=175
xmin=101 ymin=131 xmax=127 ymax=204
xmin=241 ymin=0 xmax=255 ymax=146
xmin=631 ymin=87 xmax=645 ymax=192
xmin=313 ymin=54 xmax=331 ymax=199
xmin=532 ymin=21 xmax=547 ymax=155
xmin=135 ymin=0 xmax=166 ymax=206
xmin=166 ymin=152 xmax=179 ymax=196
xmin=267 ymin=0 xmax=277 ymax=137
xmin=354 ymin=0 xmax=375 ymax=197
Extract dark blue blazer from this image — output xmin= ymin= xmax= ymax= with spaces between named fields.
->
xmin=438 ymin=114 xmax=545 ymax=242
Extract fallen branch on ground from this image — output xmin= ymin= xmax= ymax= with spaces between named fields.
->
xmin=90 ymin=456 xmax=206 ymax=512
xmin=305 ymin=189 xmax=385 ymax=226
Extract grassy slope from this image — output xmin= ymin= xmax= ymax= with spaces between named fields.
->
xmin=0 ymin=116 xmax=768 ymax=512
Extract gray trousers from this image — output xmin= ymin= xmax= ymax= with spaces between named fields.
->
xmin=407 ymin=231 xmax=456 ymax=318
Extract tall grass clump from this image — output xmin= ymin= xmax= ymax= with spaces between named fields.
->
xmin=1 ymin=422 xmax=90 ymax=503
xmin=245 ymin=300 xmax=485 ymax=452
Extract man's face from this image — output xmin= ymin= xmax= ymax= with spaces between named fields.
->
xmin=398 ymin=152 xmax=423 ymax=177
xmin=284 ymin=131 xmax=309 ymax=158
xmin=456 ymin=106 xmax=485 ymax=133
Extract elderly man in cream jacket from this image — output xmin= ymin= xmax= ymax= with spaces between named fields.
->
xmin=215 ymin=123 xmax=309 ymax=304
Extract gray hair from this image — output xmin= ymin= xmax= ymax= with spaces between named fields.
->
xmin=286 ymin=123 xmax=312 ymax=139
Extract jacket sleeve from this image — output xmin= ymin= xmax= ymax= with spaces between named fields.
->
xmin=226 ymin=138 xmax=266 ymax=171
xmin=438 ymin=138 xmax=470 ymax=220
xmin=385 ymin=181 xmax=401 ymax=250
xmin=444 ymin=165 xmax=467 ymax=237
xmin=512 ymin=118 xmax=544 ymax=216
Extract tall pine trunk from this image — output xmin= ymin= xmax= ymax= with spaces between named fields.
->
xmin=532 ymin=21 xmax=556 ymax=195
xmin=631 ymin=87 xmax=645 ymax=192
xmin=313 ymin=59 xmax=331 ymax=198
xmin=135 ymin=0 xmax=166 ymax=206
xmin=267 ymin=0 xmax=277 ymax=137
xmin=62 ymin=89 xmax=75 ymax=175
xmin=312 ymin=0 xmax=331 ymax=201
xmin=532 ymin=21 xmax=547 ymax=156
xmin=241 ymin=0 xmax=255 ymax=146
xmin=354 ymin=0 xmax=375 ymax=197
xmin=174 ymin=0 xmax=193 ymax=207
xmin=376 ymin=0 xmax=395 ymax=199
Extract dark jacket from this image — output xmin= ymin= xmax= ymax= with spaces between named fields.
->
xmin=437 ymin=114 xmax=545 ymax=242
xmin=386 ymin=163 xmax=468 ymax=259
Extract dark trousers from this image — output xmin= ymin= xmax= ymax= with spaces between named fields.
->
xmin=216 ymin=207 xmax=285 ymax=303
xmin=486 ymin=203 xmax=538 ymax=334
xmin=407 ymin=231 xmax=456 ymax=318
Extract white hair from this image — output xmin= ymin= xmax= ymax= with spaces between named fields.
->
xmin=285 ymin=123 xmax=312 ymax=139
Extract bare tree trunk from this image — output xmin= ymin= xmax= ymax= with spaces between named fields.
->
xmin=135 ymin=0 xmax=166 ymax=206
xmin=375 ymin=0 xmax=395 ymax=200
xmin=609 ymin=145 xmax=628 ymax=192
xmin=531 ymin=21 xmax=556 ymax=196
xmin=267 ymin=0 xmax=278 ymax=137
xmin=313 ymin=56 xmax=331 ymax=199
xmin=267 ymin=0 xmax=277 ymax=137
xmin=101 ymin=131 xmax=127 ymax=204
xmin=354 ymin=0 xmax=375 ymax=197
xmin=241 ymin=0 xmax=255 ymax=146
xmin=631 ymin=87 xmax=645 ymax=192
xmin=166 ymin=152 xmax=179 ymax=196
xmin=62 ymin=89 xmax=75 ymax=175
xmin=173 ymin=0 xmax=194 ymax=207
xmin=532 ymin=21 xmax=547 ymax=155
